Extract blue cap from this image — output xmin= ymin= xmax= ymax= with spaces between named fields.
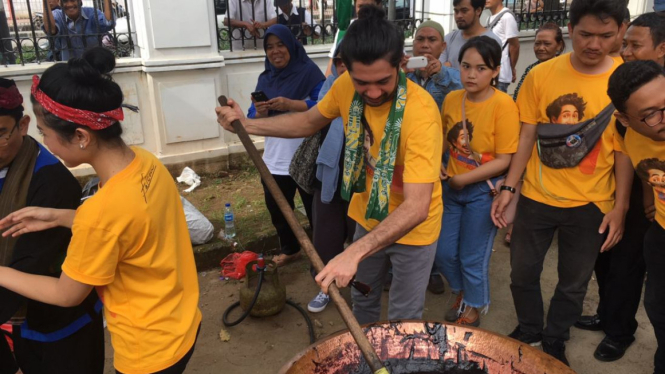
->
xmin=225 ymin=203 xmax=231 ymax=207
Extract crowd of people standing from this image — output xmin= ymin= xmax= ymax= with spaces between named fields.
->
xmin=0 ymin=0 xmax=663 ymax=373
xmin=216 ymin=0 xmax=665 ymax=372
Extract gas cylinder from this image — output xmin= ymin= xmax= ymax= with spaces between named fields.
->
xmin=239 ymin=256 xmax=286 ymax=317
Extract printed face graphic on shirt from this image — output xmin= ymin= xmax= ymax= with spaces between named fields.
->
xmin=546 ymin=93 xmax=586 ymax=124
xmin=545 ymin=93 xmax=602 ymax=175
xmin=637 ymin=158 xmax=665 ymax=201
xmin=448 ymin=121 xmax=473 ymax=158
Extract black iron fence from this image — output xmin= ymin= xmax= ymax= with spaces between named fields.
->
xmin=507 ymin=0 xmax=570 ymax=30
xmin=214 ymin=0 xmax=427 ymax=52
xmin=0 ymin=0 xmax=136 ymax=66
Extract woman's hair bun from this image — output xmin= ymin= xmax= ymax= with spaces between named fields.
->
xmin=357 ymin=3 xmax=385 ymax=20
xmin=68 ymin=47 xmax=116 ymax=83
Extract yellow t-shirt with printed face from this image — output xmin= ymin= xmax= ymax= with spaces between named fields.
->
xmin=516 ymin=53 xmax=622 ymax=214
xmin=317 ymin=72 xmax=443 ymax=246
xmin=620 ymin=128 xmax=665 ymax=229
xmin=442 ymin=88 xmax=521 ymax=177
xmin=62 ymin=147 xmax=202 ymax=374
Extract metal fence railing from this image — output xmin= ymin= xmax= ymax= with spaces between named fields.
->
xmin=214 ymin=0 xmax=428 ymax=52
xmin=0 ymin=0 xmax=136 ymax=66
xmin=507 ymin=0 xmax=570 ymax=30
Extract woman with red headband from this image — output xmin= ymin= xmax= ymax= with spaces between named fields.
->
xmin=0 ymin=47 xmax=201 ymax=374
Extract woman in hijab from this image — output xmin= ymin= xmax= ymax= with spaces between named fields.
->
xmin=249 ymin=24 xmax=325 ymax=267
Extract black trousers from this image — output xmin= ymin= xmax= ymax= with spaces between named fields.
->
xmin=594 ymin=176 xmax=648 ymax=342
xmin=510 ymin=196 xmax=605 ymax=341
xmin=262 ymin=175 xmax=314 ymax=256
xmin=644 ymin=222 xmax=665 ymax=374
xmin=310 ymin=188 xmax=355 ymax=277
xmin=12 ymin=310 xmax=105 ymax=374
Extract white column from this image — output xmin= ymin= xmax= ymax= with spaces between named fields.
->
xmin=127 ymin=0 xmax=226 ymax=159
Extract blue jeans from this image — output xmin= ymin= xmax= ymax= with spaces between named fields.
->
xmin=435 ymin=178 xmax=499 ymax=308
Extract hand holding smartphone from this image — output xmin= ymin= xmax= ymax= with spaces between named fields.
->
xmin=251 ymin=91 xmax=269 ymax=102
xmin=406 ymin=56 xmax=428 ymax=70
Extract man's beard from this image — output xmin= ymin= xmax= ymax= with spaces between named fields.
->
xmin=363 ymin=90 xmax=396 ymax=107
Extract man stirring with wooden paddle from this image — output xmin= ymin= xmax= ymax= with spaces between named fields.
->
xmin=216 ymin=5 xmax=443 ymax=325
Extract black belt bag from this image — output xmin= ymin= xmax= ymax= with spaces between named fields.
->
xmin=536 ymin=103 xmax=615 ymax=169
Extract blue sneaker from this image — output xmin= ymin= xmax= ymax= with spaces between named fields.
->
xmin=307 ymin=291 xmax=330 ymax=313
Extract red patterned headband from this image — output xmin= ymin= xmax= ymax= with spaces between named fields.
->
xmin=30 ymin=75 xmax=124 ymax=130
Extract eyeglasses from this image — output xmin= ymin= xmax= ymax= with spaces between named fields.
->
xmin=0 ymin=122 xmax=20 ymax=147
xmin=627 ymin=107 xmax=665 ymax=128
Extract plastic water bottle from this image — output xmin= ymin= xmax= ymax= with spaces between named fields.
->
xmin=224 ymin=203 xmax=236 ymax=239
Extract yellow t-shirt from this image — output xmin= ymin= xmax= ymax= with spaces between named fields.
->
xmin=442 ymin=88 xmax=520 ymax=177
xmin=317 ymin=72 xmax=443 ymax=245
xmin=62 ymin=147 xmax=202 ymax=374
xmin=516 ymin=53 xmax=622 ymax=214
xmin=620 ymin=128 xmax=665 ymax=229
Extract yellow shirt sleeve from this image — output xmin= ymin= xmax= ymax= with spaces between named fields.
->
xmin=612 ymin=119 xmax=624 ymax=153
xmin=403 ymin=120 xmax=443 ymax=184
xmin=494 ymin=97 xmax=521 ymax=154
xmin=316 ymin=76 xmax=343 ymax=120
xmin=62 ymin=222 xmax=120 ymax=286
xmin=516 ymin=69 xmax=539 ymax=125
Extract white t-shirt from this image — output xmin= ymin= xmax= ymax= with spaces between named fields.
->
xmin=263 ymin=137 xmax=305 ymax=175
xmin=262 ymin=92 xmax=316 ymax=175
xmin=228 ymin=0 xmax=277 ymax=51
xmin=277 ymin=5 xmax=313 ymax=25
xmin=488 ymin=8 xmax=519 ymax=83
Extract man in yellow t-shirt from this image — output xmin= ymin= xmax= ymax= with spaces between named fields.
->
xmin=574 ymin=14 xmax=665 ymax=364
xmin=608 ymin=60 xmax=665 ymax=374
xmin=491 ymin=0 xmax=632 ymax=366
xmin=217 ymin=5 xmax=443 ymax=324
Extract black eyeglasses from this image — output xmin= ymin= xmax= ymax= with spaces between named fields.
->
xmin=0 ymin=122 xmax=20 ymax=147
xmin=626 ymin=107 xmax=665 ymax=128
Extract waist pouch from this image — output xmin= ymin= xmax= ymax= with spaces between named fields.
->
xmin=536 ymin=103 xmax=615 ymax=169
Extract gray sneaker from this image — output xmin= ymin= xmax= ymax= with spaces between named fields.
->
xmin=308 ymin=291 xmax=330 ymax=313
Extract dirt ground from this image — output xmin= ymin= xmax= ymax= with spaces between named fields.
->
xmin=101 ymin=228 xmax=657 ymax=374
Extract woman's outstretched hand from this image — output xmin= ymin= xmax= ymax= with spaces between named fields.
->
xmin=0 ymin=207 xmax=74 ymax=237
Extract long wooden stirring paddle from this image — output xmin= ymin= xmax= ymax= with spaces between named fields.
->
xmin=217 ymin=96 xmax=389 ymax=374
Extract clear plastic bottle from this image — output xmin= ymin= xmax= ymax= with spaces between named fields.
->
xmin=224 ymin=203 xmax=236 ymax=239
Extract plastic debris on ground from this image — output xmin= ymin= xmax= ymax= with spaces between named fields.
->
xmin=220 ymin=251 xmax=259 ymax=279
xmin=180 ymin=196 xmax=214 ymax=244
xmin=219 ymin=327 xmax=231 ymax=342
xmin=176 ymin=166 xmax=201 ymax=193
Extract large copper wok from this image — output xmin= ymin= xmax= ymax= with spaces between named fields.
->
xmin=279 ymin=321 xmax=577 ymax=374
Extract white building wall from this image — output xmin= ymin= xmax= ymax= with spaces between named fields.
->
xmin=0 ymin=0 xmax=654 ymax=177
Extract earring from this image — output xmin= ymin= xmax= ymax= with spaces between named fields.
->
xmin=79 ymin=144 xmax=84 ymax=149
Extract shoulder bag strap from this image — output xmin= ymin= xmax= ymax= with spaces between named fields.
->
xmin=461 ymin=93 xmax=497 ymax=194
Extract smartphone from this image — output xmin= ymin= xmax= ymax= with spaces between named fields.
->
xmin=406 ymin=56 xmax=428 ymax=69
xmin=251 ymin=91 xmax=269 ymax=102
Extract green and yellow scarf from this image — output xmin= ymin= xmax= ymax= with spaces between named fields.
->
xmin=341 ymin=71 xmax=407 ymax=221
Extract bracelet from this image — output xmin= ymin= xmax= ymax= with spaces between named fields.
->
xmin=499 ymin=185 xmax=516 ymax=194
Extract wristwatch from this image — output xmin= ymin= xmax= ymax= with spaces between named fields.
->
xmin=499 ymin=185 xmax=516 ymax=193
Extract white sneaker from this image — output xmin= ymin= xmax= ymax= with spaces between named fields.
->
xmin=307 ymin=291 xmax=330 ymax=313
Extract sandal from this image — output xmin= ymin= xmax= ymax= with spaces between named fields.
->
xmin=272 ymin=252 xmax=301 ymax=267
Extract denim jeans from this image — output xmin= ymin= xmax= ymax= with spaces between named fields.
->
xmin=644 ymin=222 xmax=665 ymax=374
xmin=435 ymin=178 xmax=500 ymax=308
